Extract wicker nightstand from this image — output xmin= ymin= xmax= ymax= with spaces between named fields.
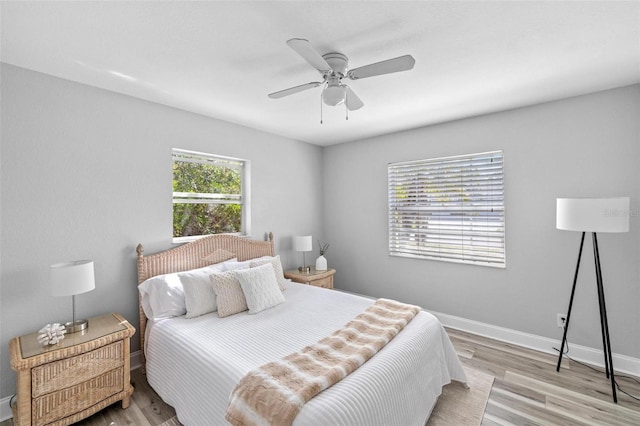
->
xmin=9 ymin=313 xmax=135 ymax=426
xmin=284 ymin=268 xmax=336 ymax=289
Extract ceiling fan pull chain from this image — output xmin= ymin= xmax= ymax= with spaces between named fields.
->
xmin=345 ymin=99 xmax=349 ymax=121
xmin=320 ymin=92 xmax=323 ymax=124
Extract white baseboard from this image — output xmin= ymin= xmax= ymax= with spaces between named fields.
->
xmin=2 ymin=313 xmax=638 ymax=422
xmin=0 ymin=350 xmax=145 ymax=422
xmin=0 ymin=395 xmax=13 ymax=422
xmin=430 ymin=310 xmax=640 ymax=376
xmin=130 ymin=349 xmax=143 ymax=371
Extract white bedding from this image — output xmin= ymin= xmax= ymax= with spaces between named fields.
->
xmin=145 ymin=282 xmax=467 ymax=426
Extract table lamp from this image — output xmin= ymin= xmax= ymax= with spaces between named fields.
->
xmin=555 ymin=197 xmax=629 ymax=403
xmin=50 ymin=260 xmax=96 ymax=333
xmin=293 ymin=235 xmax=312 ymax=273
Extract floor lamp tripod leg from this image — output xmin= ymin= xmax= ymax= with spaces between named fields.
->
xmin=592 ymin=232 xmax=617 ymax=403
xmin=556 ymin=232 xmax=585 ymax=372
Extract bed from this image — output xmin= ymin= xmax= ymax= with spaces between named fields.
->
xmin=136 ymin=233 xmax=467 ymax=426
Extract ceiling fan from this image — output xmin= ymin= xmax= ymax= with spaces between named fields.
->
xmin=268 ymin=38 xmax=416 ymax=113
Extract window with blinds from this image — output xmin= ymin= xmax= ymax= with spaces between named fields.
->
xmin=172 ymin=148 xmax=249 ymax=242
xmin=388 ymin=151 xmax=505 ymax=268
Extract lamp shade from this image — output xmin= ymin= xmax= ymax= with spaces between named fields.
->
xmin=293 ymin=235 xmax=313 ymax=252
xmin=556 ymin=197 xmax=629 ymax=233
xmin=51 ymin=260 xmax=96 ymax=297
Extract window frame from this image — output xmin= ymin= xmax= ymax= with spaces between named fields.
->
xmin=172 ymin=148 xmax=250 ymax=243
xmin=388 ymin=150 xmax=505 ymax=268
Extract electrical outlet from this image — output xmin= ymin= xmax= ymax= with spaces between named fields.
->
xmin=557 ymin=313 xmax=567 ymax=328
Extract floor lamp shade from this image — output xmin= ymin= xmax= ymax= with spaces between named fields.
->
xmin=50 ymin=260 xmax=95 ymax=333
xmin=556 ymin=197 xmax=629 ymax=233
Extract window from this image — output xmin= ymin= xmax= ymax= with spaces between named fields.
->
xmin=172 ymin=149 xmax=249 ymax=241
xmin=388 ymin=151 xmax=505 ymax=268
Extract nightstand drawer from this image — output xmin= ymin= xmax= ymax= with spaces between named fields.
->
xmin=32 ymin=367 xmax=124 ymax=425
xmin=32 ymin=341 xmax=124 ymax=398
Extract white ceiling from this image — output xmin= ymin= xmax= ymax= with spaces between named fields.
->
xmin=2 ymin=1 xmax=639 ymax=146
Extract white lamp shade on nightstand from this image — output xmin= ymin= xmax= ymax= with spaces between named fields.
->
xmin=50 ymin=260 xmax=95 ymax=333
xmin=293 ymin=235 xmax=313 ymax=252
xmin=293 ymin=236 xmax=313 ymax=273
xmin=556 ymin=197 xmax=629 ymax=233
xmin=51 ymin=260 xmax=96 ymax=296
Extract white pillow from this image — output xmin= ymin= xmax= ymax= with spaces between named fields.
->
xmin=182 ymin=263 xmax=226 ymax=318
xmin=223 ymin=255 xmax=273 ymax=271
xmin=250 ymin=255 xmax=287 ymax=291
xmin=139 ymin=273 xmax=185 ymax=320
xmin=138 ymin=263 xmax=224 ymax=320
xmin=235 ymin=263 xmax=285 ymax=314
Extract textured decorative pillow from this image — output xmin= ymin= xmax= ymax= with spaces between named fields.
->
xmin=210 ymin=268 xmax=249 ymax=318
xmin=182 ymin=263 xmax=226 ymax=318
xmin=235 ymin=263 xmax=285 ymax=314
xmin=138 ymin=264 xmax=222 ymax=320
xmin=249 ymin=255 xmax=287 ymax=291
xmin=201 ymin=249 xmax=236 ymax=264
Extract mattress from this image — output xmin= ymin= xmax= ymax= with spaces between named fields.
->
xmin=145 ymin=282 xmax=467 ymax=426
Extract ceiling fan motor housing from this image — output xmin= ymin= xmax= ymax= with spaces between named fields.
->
xmin=322 ymin=52 xmax=348 ymax=76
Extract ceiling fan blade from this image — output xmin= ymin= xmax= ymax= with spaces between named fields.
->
xmin=347 ymin=55 xmax=415 ymax=80
xmin=268 ymin=82 xmax=322 ymax=99
xmin=345 ymin=86 xmax=364 ymax=111
xmin=286 ymin=38 xmax=332 ymax=73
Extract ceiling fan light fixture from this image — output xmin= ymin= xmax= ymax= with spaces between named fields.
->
xmin=322 ymin=84 xmax=346 ymax=106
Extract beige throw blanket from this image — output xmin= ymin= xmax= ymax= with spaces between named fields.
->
xmin=225 ymin=298 xmax=421 ymax=426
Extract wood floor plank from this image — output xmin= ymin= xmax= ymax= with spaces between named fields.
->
xmin=491 ymin=377 xmax=546 ymax=407
xmin=487 ymin=384 xmax=585 ymax=426
xmin=506 ymin=371 xmax=640 ymax=420
xmin=546 ymin=395 xmax=639 ymax=426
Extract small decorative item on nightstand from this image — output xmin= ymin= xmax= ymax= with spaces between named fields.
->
xmin=37 ymin=323 xmax=67 ymax=346
xmin=315 ymin=240 xmax=329 ymax=271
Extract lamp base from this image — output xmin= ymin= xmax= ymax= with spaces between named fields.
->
xmin=298 ymin=266 xmax=311 ymax=273
xmin=65 ymin=319 xmax=89 ymax=334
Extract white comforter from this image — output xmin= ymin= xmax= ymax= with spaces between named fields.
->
xmin=145 ymin=282 xmax=467 ymax=426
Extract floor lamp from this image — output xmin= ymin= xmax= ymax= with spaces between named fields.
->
xmin=555 ymin=197 xmax=629 ymax=403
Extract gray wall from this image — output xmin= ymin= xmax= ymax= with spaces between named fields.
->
xmin=1 ymin=63 xmax=638 ymax=402
xmin=0 ymin=64 xmax=324 ymax=398
xmin=323 ymin=85 xmax=640 ymax=358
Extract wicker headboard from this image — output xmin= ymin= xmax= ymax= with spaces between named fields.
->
xmin=135 ymin=233 xmax=274 ymax=371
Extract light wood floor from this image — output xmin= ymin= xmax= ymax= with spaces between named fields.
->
xmin=447 ymin=328 xmax=640 ymax=425
xmin=3 ymin=328 xmax=639 ymax=425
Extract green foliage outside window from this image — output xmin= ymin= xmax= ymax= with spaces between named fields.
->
xmin=172 ymin=155 xmax=243 ymax=238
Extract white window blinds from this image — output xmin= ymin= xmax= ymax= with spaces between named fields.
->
xmin=388 ymin=151 xmax=505 ymax=268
